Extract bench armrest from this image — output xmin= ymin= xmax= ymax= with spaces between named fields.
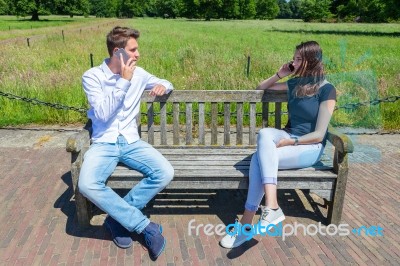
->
xmin=66 ymin=129 xmax=90 ymax=153
xmin=327 ymin=126 xmax=354 ymax=154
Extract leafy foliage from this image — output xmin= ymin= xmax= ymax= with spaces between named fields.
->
xmin=300 ymin=0 xmax=332 ymax=22
xmin=0 ymin=0 xmax=9 ymax=15
xmin=256 ymin=0 xmax=279 ymax=20
xmin=1 ymin=0 xmax=399 ymax=22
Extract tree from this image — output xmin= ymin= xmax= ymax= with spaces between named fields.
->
xmin=181 ymin=0 xmax=200 ymax=19
xmin=154 ymin=0 xmax=184 ymax=18
xmin=55 ymin=0 xmax=90 ymax=17
xmin=0 ymin=0 xmax=8 ymax=15
xmin=277 ymin=0 xmax=292 ymax=18
xmin=220 ymin=0 xmax=239 ymax=19
xmin=300 ymin=0 xmax=332 ymax=22
xmin=358 ymin=0 xmax=387 ymax=22
xmin=384 ymin=0 xmax=400 ymax=21
xmin=119 ymin=0 xmax=146 ymax=17
xmin=332 ymin=0 xmax=397 ymax=22
xmin=238 ymin=0 xmax=256 ymax=19
xmin=198 ymin=0 xmax=223 ymax=20
xmin=12 ymin=0 xmax=90 ymax=19
xmin=335 ymin=0 xmax=357 ymax=21
xmin=256 ymin=0 xmax=279 ymax=20
xmin=145 ymin=0 xmax=160 ymax=17
xmin=13 ymin=0 xmax=54 ymax=20
xmin=289 ymin=0 xmax=301 ymax=19
xmin=88 ymin=0 xmax=118 ymax=17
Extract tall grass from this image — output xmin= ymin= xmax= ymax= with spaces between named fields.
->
xmin=0 ymin=17 xmax=399 ymax=129
xmin=0 ymin=15 xmax=117 ymax=40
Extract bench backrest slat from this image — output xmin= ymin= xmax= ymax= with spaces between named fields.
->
xmin=147 ymin=103 xmax=154 ymax=145
xmin=199 ymin=103 xmax=206 ymax=145
xmin=186 ymin=103 xmax=193 ymax=144
xmin=211 ymin=103 xmax=218 ymax=145
xmin=173 ymin=103 xmax=180 ymax=145
xmin=249 ymin=102 xmax=257 ymax=145
xmin=160 ymin=102 xmax=167 ymax=145
xmin=275 ymin=102 xmax=282 ymax=129
xmin=224 ymin=103 xmax=230 ymax=145
xmin=236 ymin=102 xmax=243 ymax=145
xmin=262 ymin=102 xmax=269 ymax=128
xmin=139 ymin=90 xmax=288 ymax=146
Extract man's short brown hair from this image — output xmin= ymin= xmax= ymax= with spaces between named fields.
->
xmin=106 ymin=26 xmax=140 ymax=56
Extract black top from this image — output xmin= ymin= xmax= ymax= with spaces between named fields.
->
xmin=285 ymin=77 xmax=336 ymax=145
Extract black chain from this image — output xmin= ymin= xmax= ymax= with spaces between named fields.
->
xmin=334 ymin=95 xmax=400 ymax=111
xmin=0 ymin=91 xmax=87 ymax=114
xmin=1 ymin=90 xmax=399 ymax=116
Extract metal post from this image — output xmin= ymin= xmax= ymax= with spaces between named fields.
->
xmin=27 ymin=38 xmax=30 ymax=47
xmin=62 ymin=30 xmax=65 ymax=42
xmin=246 ymin=55 xmax=251 ymax=77
xmin=90 ymin=53 xmax=94 ymax=68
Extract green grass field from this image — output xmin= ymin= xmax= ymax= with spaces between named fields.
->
xmin=0 ymin=16 xmax=120 ymax=40
xmin=0 ymin=17 xmax=399 ymax=129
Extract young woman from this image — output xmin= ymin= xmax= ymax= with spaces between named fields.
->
xmin=220 ymin=41 xmax=337 ymax=249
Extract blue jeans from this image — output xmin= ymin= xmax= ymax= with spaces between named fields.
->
xmin=245 ymin=128 xmax=324 ymax=212
xmin=78 ymin=135 xmax=174 ymax=233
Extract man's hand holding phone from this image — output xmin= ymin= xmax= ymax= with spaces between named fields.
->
xmin=114 ymin=48 xmax=136 ymax=81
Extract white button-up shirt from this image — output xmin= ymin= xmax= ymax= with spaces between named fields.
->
xmin=82 ymin=59 xmax=173 ymax=144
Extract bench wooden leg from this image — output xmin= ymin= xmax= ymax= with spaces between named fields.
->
xmin=327 ymin=198 xmax=343 ymax=225
xmin=74 ymin=191 xmax=92 ymax=227
xmin=71 ymin=163 xmax=91 ymax=227
xmin=327 ymin=151 xmax=349 ymax=225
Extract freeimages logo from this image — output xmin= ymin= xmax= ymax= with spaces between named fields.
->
xmin=225 ymin=220 xmax=352 ymax=241
xmin=187 ymin=219 xmax=384 ymax=241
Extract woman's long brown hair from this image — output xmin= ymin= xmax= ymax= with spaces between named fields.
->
xmin=294 ymin=41 xmax=325 ymax=97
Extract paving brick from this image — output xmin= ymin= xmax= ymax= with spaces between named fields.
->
xmin=37 ymin=233 xmax=52 ymax=255
xmin=274 ymin=247 xmax=292 ymax=265
xmin=41 ymin=243 xmax=55 ymax=265
xmin=317 ymin=253 xmax=332 ymax=265
xmin=276 ymin=238 xmax=294 ymax=258
xmin=178 ymin=239 xmax=190 ymax=262
xmin=260 ymin=237 xmax=282 ymax=265
xmin=0 ymin=132 xmax=399 ymax=265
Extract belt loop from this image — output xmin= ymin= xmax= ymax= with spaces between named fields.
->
xmin=118 ymin=134 xmax=126 ymax=145
xmin=117 ymin=134 xmax=123 ymax=144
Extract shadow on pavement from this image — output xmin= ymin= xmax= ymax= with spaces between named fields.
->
xmin=54 ymin=170 xmax=328 ymax=242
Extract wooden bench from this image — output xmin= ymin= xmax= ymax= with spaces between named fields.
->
xmin=66 ymin=90 xmax=353 ymax=227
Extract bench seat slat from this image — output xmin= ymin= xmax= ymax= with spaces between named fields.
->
xmin=157 ymin=148 xmax=256 ymax=154
xmin=161 ymin=156 xmax=331 ymax=164
xmin=111 ymin=166 xmax=336 ymax=178
xmin=168 ymin=157 xmax=252 ymax=162
xmin=116 ymin=161 xmax=332 ymax=169
xmin=107 ymin=178 xmax=335 ymax=190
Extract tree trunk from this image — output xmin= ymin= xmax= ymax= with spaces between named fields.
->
xmin=31 ymin=0 xmax=40 ymax=21
xmin=31 ymin=10 xmax=39 ymax=21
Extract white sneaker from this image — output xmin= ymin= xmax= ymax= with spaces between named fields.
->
xmin=259 ymin=206 xmax=286 ymax=228
xmin=219 ymin=222 xmax=252 ymax=249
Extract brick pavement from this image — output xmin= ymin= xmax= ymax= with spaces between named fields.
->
xmin=0 ymin=128 xmax=399 ymax=265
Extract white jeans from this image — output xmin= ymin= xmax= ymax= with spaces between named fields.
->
xmin=245 ymin=128 xmax=324 ymax=212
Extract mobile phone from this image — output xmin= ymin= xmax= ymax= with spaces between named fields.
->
xmin=288 ymin=62 xmax=294 ymax=72
xmin=114 ymin=48 xmax=130 ymax=64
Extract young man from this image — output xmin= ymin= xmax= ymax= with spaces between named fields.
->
xmin=78 ymin=26 xmax=174 ymax=260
